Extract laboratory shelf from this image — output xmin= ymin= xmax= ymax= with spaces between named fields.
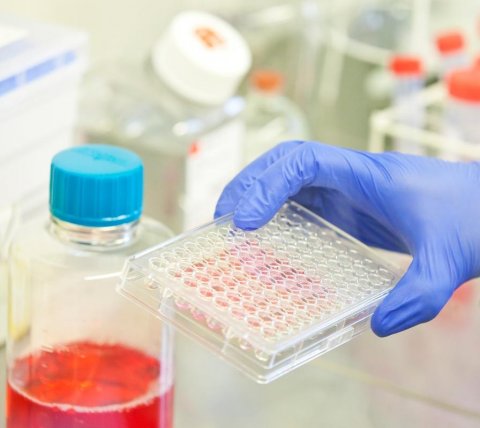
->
xmin=369 ymin=83 xmax=480 ymax=159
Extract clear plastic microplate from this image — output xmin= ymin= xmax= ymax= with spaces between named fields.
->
xmin=119 ymin=201 xmax=402 ymax=383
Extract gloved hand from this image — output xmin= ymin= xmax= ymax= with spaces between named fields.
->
xmin=215 ymin=141 xmax=480 ymax=336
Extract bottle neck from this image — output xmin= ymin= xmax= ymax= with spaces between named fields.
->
xmin=49 ymin=216 xmax=140 ymax=249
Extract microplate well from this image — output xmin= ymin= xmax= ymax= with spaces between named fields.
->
xmin=119 ymin=201 xmax=402 ymax=383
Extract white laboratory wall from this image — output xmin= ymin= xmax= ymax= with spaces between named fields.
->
xmin=0 ymin=0 xmax=270 ymax=62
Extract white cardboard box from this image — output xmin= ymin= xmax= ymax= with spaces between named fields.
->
xmin=0 ymin=16 xmax=88 ymax=345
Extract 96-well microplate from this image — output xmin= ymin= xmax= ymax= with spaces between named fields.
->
xmin=119 ymin=201 xmax=401 ymax=383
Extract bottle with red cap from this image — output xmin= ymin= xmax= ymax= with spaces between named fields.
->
xmin=435 ymin=30 xmax=468 ymax=79
xmin=444 ymin=68 xmax=480 ymax=146
xmin=389 ymin=54 xmax=425 ymax=154
xmin=244 ymin=69 xmax=309 ymax=164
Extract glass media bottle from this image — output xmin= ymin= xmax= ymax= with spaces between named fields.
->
xmin=7 ymin=145 xmax=174 ymax=428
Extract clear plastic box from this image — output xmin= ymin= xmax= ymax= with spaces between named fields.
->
xmin=119 ymin=201 xmax=402 ymax=383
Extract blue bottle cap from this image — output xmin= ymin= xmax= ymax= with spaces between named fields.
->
xmin=50 ymin=145 xmax=143 ymax=227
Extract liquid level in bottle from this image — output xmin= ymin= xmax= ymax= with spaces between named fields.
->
xmin=6 ymin=341 xmax=173 ymax=428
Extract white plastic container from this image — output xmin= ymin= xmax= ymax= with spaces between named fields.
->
xmin=79 ymin=11 xmax=251 ymax=233
xmin=244 ymin=69 xmax=309 ymax=164
xmin=0 ymin=15 xmax=87 ymax=202
xmin=0 ymin=16 xmax=87 ymax=346
xmin=389 ymin=54 xmax=425 ymax=155
xmin=435 ymin=30 xmax=468 ymax=79
xmin=444 ymin=68 xmax=480 ymax=144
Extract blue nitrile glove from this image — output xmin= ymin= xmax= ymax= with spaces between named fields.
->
xmin=215 ymin=141 xmax=480 ymax=337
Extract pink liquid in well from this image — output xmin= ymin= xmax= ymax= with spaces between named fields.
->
xmin=6 ymin=341 xmax=173 ymax=428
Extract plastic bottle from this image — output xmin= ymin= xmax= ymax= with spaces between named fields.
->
xmin=244 ymin=70 xmax=309 ymax=163
xmin=435 ymin=30 xmax=468 ymax=79
xmin=6 ymin=145 xmax=174 ymax=428
xmin=444 ymin=68 xmax=480 ymax=145
xmin=389 ymin=54 xmax=425 ymax=155
xmin=79 ymin=11 xmax=251 ymax=232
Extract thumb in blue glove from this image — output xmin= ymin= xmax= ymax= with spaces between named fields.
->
xmin=215 ymin=141 xmax=480 ymax=336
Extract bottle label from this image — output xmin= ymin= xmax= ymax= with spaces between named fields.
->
xmin=183 ymin=119 xmax=244 ymax=230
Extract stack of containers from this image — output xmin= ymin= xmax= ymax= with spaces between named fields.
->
xmin=0 ymin=15 xmax=87 ymax=345
xmin=0 ymin=16 xmax=87 ymax=204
